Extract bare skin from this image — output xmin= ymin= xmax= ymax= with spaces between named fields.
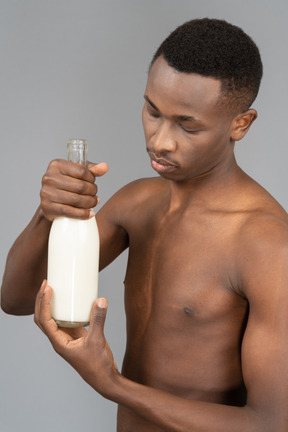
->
xmin=3 ymin=56 xmax=288 ymax=431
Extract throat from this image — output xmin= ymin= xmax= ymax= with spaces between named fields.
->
xmin=167 ymin=164 xmax=242 ymax=213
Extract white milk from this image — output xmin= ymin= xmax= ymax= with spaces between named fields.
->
xmin=47 ymin=215 xmax=99 ymax=327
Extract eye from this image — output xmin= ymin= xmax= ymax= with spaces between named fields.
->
xmin=180 ymin=124 xmax=199 ymax=134
xmin=146 ymin=105 xmax=160 ymax=119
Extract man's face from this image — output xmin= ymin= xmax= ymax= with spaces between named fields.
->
xmin=142 ymin=56 xmax=236 ymax=183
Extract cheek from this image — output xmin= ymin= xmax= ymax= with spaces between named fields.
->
xmin=178 ymin=136 xmax=214 ymax=167
xmin=142 ymin=112 xmax=155 ymax=141
xmin=141 ymin=106 xmax=145 ymax=126
xmin=142 ymin=109 xmax=148 ymax=134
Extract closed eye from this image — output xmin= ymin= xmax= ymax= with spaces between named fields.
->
xmin=146 ymin=104 xmax=160 ymax=118
xmin=180 ymin=124 xmax=200 ymax=134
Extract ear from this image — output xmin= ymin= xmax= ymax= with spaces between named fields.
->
xmin=230 ymin=109 xmax=257 ymax=142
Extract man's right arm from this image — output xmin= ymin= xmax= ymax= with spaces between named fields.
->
xmin=1 ymin=206 xmax=51 ymax=315
xmin=1 ymin=159 xmax=109 ymax=315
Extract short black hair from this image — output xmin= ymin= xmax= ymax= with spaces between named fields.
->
xmin=151 ymin=18 xmax=263 ymax=113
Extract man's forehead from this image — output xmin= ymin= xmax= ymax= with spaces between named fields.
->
xmin=146 ymin=56 xmax=222 ymax=113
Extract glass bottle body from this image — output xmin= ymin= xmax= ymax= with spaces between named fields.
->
xmin=47 ymin=139 xmax=99 ymax=327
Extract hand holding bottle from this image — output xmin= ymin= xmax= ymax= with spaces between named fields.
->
xmin=40 ymin=159 xmax=108 ymax=221
xmin=46 ymin=139 xmax=108 ymax=327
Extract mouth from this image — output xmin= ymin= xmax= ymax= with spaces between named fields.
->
xmin=148 ymin=152 xmax=178 ymax=173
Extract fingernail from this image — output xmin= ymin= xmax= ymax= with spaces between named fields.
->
xmin=41 ymin=279 xmax=47 ymax=294
xmin=89 ymin=209 xmax=95 ymax=218
xmin=98 ymin=298 xmax=107 ymax=308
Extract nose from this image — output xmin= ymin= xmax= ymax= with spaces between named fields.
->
xmin=151 ymin=121 xmax=177 ymax=153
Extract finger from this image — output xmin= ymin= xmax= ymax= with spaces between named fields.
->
xmin=37 ymin=285 xmax=88 ymax=339
xmin=88 ymin=162 xmax=109 ymax=177
xmin=41 ymin=201 xmax=98 ymax=220
xmin=44 ymin=189 xmax=98 ymax=210
xmin=60 ymin=163 xmax=96 ymax=183
xmin=44 ymin=175 xmax=98 ymax=196
xmin=60 ymin=326 xmax=88 ymax=340
xmin=41 ymin=203 xmax=93 ymax=220
xmin=87 ymin=298 xmax=108 ymax=342
xmin=47 ymin=160 xmax=96 ymax=183
xmin=88 ymin=209 xmax=96 ymax=219
xmin=34 ymin=279 xmax=47 ymax=329
xmin=36 ymin=284 xmax=58 ymax=335
xmin=42 ymin=169 xmax=97 ymax=195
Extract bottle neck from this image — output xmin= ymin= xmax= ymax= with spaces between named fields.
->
xmin=67 ymin=139 xmax=88 ymax=165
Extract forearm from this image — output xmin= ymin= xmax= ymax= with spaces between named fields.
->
xmin=1 ymin=206 xmax=51 ymax=315
xmin=102 ymin=374 xmax=267 ymax=432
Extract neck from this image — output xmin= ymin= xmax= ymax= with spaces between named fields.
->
xmin=167 ymin=155 xmax=243 ymax=212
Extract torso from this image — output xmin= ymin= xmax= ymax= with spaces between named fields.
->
xmin=100 ymin=174 xmax=287 ymax=432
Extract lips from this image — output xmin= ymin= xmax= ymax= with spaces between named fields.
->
xmin=148 ymin=152 xmax=177 ymax=168
xmin=148 ymin=152 xmax=178 ymax=173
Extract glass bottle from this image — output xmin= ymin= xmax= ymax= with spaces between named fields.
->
xmin=47 ymin=139 xmax=99 ymax=327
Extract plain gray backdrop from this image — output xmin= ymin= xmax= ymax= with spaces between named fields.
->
xmin=0 ymin=0 xmax=287 ymax=431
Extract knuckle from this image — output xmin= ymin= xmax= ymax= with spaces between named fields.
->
xmin=49 ymin=159 xmax=61 ymax=169
xmin=73 ymin=163 xmax=86 ymax=178
xmin=39 ymin=195 xmax=48 ymax=212
xmin=75 ymin=181 xmax=86 ymax=195
xmin=70 ymin=193 xmax=82 ymax=207
xmin=78 ymin=165 xmax=87 ymax=175
xmin=36 ymin=315 xmax=44 ymax=329
xmin=40 ymin=191 xmax=51 ymax=210
xmin=45 ymin=159 xmax=59 ymax=176
xmin=80 ymin=210 xmax=91 ymax=220
xmin=88 ymin=196 xmax=98 ymax=208
xmin=94 ymin=309 xmax=106 ymax=324
xmin=40 ymin=184 xmax=49 ymax=197
xmin=57 ymin=204 xmax=66 ymax=217
xmin=41 ymin=173 xmax=56 ymax=189
xmin=41 ymin=173 xmax=48 ymax=186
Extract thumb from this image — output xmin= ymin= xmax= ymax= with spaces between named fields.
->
xmin=88 ymin=162 xmax=109 ymax=177
xmin=89 ymin=297 xmax=108 ymax=338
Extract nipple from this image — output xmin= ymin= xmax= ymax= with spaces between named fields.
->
xmin=183 ymin=307 xmax=194 ymax=316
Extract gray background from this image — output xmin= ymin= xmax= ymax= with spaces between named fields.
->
xmin=0 ymin=0 xmax=287 ymax=431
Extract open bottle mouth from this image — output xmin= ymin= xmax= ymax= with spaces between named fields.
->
xmin=67 ymin=139 xmax=88 ymax=165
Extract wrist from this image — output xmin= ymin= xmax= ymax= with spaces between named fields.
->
xmin=37 ymin=205 xmax=53 ymax=227
xmin=100 ymin=371 xmax=141 ymax=408
xmin=96 ymin=369 xmax=124 ymax=401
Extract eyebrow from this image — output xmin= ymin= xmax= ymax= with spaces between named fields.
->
xmin=144 ymin=95 xmax=200 ymax=122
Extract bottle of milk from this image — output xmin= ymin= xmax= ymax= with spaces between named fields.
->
xmin=47 ymin=139 xmax=99 ymax=328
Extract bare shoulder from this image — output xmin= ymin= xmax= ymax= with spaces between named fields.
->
xmin=235 ymin=178 xmax=288 ymax=296
xmin=238 ymin=179 xmax=288 ymax=244
xmin=115 ymin=176 xmax=167 ymax=203
xmin=97 ymin=176 xmax=168 ymax=224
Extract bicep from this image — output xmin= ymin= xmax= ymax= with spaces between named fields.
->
xmin=240 ymin=248 xmax=288 ymax=428
xmin=96 ymin=197 xmax=129 ymax=271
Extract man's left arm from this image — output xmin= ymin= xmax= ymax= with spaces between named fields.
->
xmin=34 ymin=233 xmax=288 ymax=432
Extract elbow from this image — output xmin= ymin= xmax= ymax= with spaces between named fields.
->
xmin=1 ymin=296 xmax=19 ymax=315
xmin=1 ymin=301 xmax=33 ymax=316
xmin=0 ymin=289 xmax=33 ymax=316
xmin=0 ymin=287 xmax=11 ymax=314
xmin=1 ymin=299 xmax=15 ymax=315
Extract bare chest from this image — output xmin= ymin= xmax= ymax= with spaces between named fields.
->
xmin=124 ymin=210 xmax=242 ymax=323
xmin=122 ymin=210 xmax=248 ymax=400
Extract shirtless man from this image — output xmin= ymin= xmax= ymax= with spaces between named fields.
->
xmin=2 ymin=18 xmax=288 ymax=431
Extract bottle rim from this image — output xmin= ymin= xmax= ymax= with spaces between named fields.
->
xmin=67 ymin=139 xmax=88 ymax=149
